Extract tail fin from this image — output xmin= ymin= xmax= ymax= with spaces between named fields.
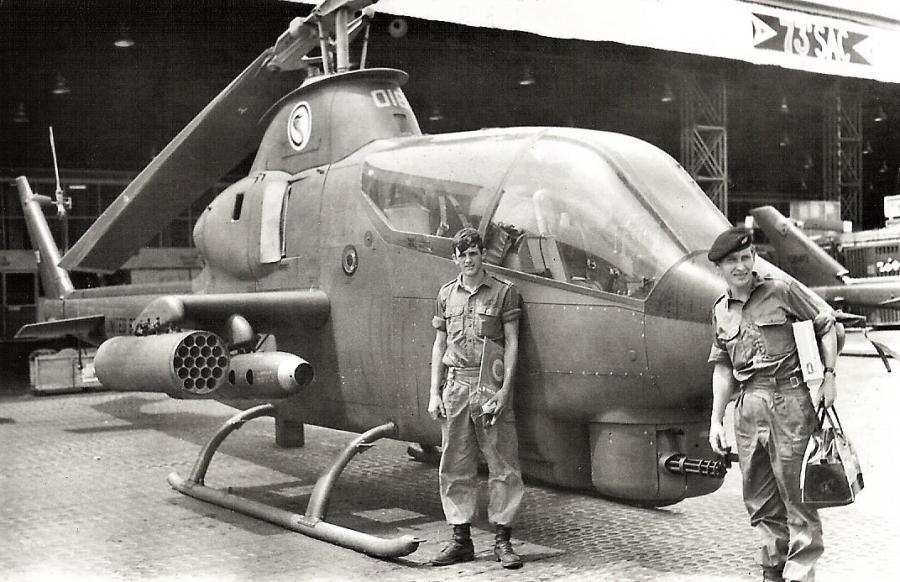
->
xmin=750 ymin=206 xmax=849 ymax=288
xmin=16 ymin=176 xmax=74 ymax=300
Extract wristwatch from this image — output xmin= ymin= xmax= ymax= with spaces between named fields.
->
xmin=824 ymin=367 xmax=836 ymax=377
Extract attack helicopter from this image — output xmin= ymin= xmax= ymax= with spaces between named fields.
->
xmin=751 ymin=205 xmax=900 ymax=312
xmin=14 ymin=0 xmax=842 ymax=559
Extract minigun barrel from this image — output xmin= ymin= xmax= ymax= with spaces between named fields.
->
xmin=661 ymin=453 xmax=731 ymax=479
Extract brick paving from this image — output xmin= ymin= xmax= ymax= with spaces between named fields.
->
xmin=0 ymin=344 xmax=898 ymax=582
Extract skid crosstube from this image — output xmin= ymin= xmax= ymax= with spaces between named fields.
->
xmin=167 ymin=404 xmax=421 ymax=558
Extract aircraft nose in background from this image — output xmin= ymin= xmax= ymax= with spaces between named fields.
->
xmin=642 ymin=252 xmax=726 ymax=404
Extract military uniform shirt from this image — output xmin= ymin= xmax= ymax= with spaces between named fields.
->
xmin=432 ymin=273 xmax=522 ymax=368
xmin=708 ymin=273 xmax=834 ymax=383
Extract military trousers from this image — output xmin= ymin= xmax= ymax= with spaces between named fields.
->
xmin=734 ymin=380 xmax=823 ymax=582
xmin=438 ymin=369 xmax=524 ymax=526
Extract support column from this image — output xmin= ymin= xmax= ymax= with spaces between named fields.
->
xmin=823 ymin=90 xmax=862 ymax=225
xmin=681 ymin=76 xmax=728 ymax=216
xmin=275 ymin=416 xmax=305 ymax=448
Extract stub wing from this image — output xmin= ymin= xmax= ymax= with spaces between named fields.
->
xmin=15 ymin=314 xmax=106 ymax=345
xmin=135 ymin=290 xmax=331 ymax=333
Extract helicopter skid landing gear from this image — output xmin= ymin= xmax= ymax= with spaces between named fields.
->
xmin=167 ymin=404 xmax=421 ymax=558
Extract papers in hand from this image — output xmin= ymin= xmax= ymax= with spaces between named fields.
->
xmin=793 ymin=319 xmax=824 ymax=396
xmin=476 ymin=337 xmax=505 ymax=417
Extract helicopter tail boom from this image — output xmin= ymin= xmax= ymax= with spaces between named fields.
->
xmin=16 ymin=176 xmax=74 ymax=300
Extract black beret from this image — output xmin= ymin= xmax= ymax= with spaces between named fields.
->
xmin=707 ymin=227 xmax=753 ymax=263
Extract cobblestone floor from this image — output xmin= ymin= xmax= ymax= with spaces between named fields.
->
xmin=0 ymin=347 xmax=898 ymax=582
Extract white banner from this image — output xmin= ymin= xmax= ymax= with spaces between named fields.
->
xmin=292 ymin=0 xmax=900 ymax=83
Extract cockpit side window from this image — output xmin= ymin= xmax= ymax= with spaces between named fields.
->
xmin=488 ymin=137 xmax=682 ymax=299
xmin=361 ymin=162 xmax=490 ymax=238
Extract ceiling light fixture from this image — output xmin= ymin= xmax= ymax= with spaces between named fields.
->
xmin=779 ymin=131 xmax=791 ymax=148
xmin=879 ymin=160 xmax=889 ymax=174
xmin=13 ymin=102 xmax=29 ymax=124
xmin=803 ymin=152 xmax=814 ymax=170
xmin=518 ymin=66 xmax=536 ymax=87
xmin=660 ymin=83 xmax=675 ymax=103
xmin=428 ymin=105 xmax=444 ymax=122
xmin=863 ymin=141 xmax=874 ymax=155
xmin=52 ymin=72 xmax=71 ymax=95
xmin=114 ymin=27 xmax=135 ymax=49
xmin=779 ymin=95 xmax=790 ymax=114
xmin=874 ymin=104 xmax=887 ymax=123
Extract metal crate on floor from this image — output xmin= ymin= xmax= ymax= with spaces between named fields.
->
xmin=30 ymin=348 xmax=102 ymax=394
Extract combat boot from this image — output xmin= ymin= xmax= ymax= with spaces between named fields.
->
xmin=431 ymin=523 xmax=475 ymax=566
xmin=493 ymin=525 xmax=523 ymax=569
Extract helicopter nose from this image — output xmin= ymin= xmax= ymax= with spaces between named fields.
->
xmin=642 ymin=252 xmax=725 ymax=405
xmin=645 ymin=251 xmax=724 ymax=324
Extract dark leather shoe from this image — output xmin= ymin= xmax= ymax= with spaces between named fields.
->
xmin=762 ymin=566 xmax=785 ymax=582
xmin=430 ymin=538 xmax=475 ymax=566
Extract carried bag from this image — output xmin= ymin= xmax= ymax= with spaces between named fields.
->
xmin=800 ymin=404 xmax=864 ymax=507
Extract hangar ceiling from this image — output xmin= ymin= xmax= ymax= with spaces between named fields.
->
xmin=1 ymin=1 xmax=898 ymax=228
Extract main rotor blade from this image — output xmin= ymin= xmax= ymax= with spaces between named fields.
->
xmin=60 ymin=51 xmax=306 ymax=273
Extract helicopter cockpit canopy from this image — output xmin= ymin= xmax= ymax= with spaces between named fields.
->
xmin=361 ymin=128 xmax=729 ymax=299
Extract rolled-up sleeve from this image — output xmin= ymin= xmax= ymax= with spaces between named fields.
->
xmin=501 ymin=285 xmax=523 ymax=323
xmin=786 ymin=281 xmax=835 ymax=337
xmin=708 ymin=309 xmax=729 ymax=364
xmin=432 ymin=294 xmax=446 ymax=331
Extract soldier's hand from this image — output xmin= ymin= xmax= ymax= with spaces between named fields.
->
xmin=709 ymin=420 xmax=729 ymax=456
xmin=818 ymin=374 xmax=837 ymax=408
xmin=428 ymin=393 xmax=445 ymax=420
xmin=486 ymin=388 xmax=512 ymax=426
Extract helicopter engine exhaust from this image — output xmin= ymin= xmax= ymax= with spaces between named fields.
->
xmin=95 ymin=331 xmax=230 ymax=398
xmin=219 ymin=352 xmax=314 ymax=399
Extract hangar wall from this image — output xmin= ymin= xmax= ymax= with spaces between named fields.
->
xmin=1 ymin=0 xmax=900 ymax=338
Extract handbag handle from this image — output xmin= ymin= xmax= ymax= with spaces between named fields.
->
xmin=815 ymin=402 xmax=845 ymax=432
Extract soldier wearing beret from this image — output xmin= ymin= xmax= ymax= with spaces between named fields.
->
xmin=707 ymin=226 xmax=838 ymax=582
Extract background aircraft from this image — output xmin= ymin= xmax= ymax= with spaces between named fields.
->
xmin=11 ymin=0 xmax=849 ymax=558
xmin=751 ymin=205 xmax=900 ymax=311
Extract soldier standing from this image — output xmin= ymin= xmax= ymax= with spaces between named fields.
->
xmin=428 ymin=227 xmax=525 ymax=569
xmin=707 ymin=227 xmax=838 ymax=582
